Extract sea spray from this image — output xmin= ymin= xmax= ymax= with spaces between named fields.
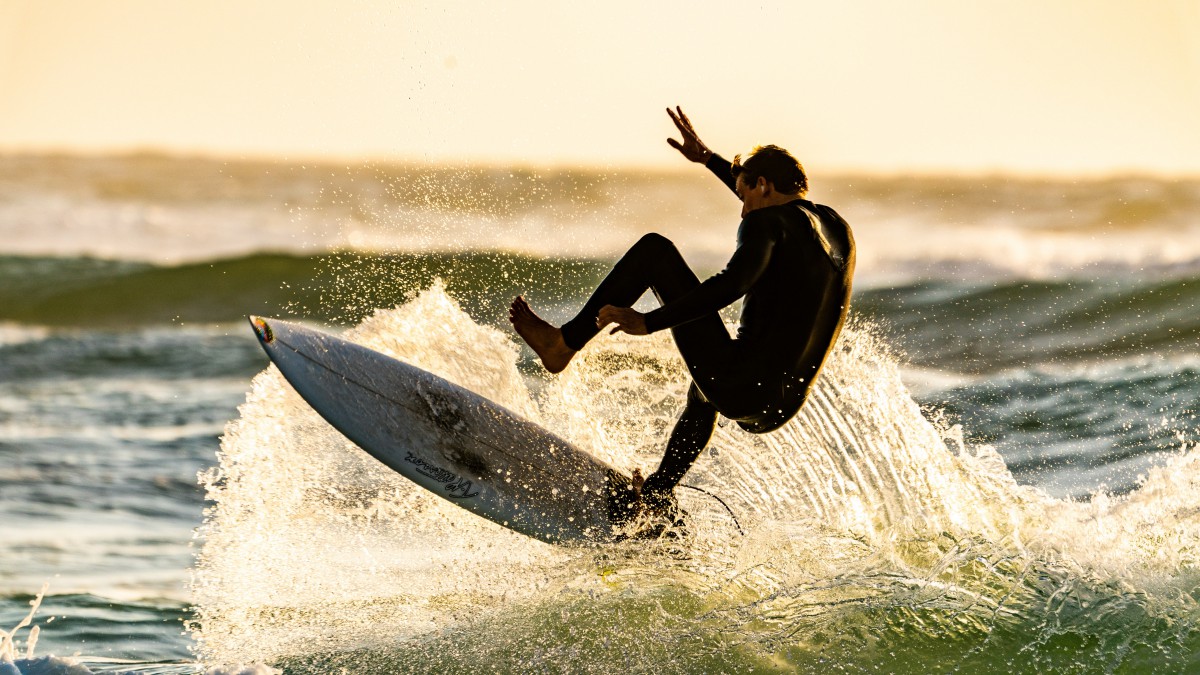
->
xmin=194 ymin=284 xmax=574 ymax=664
xmin=544 ymin=319 xmax=1044 ymax=543
xmin=0 ymin=584 xmax=105 ymax=675
xmin=0 ymin=584 xmax=45 ymax=665
xmin=194 ymin=283 xmax=1200 ymax=672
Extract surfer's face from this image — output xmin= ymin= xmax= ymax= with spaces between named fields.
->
xmin=735 ymin=174 xmax=769 ymax=218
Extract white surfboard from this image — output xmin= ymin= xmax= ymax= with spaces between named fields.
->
xmin=248 ymin=316 xmax=637 ymax=545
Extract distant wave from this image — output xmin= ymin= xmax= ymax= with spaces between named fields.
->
xmin=5 ymin=253 xmax=1199 ymax=373
xmin=5 ymin=154 xmax=1200 ymax=278
xmin=854 ymin=276 xmax=1200 ymax=371
xmin=0 ymin=253 xmax=611 ymax=328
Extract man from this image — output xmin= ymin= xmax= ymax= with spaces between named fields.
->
xmin=510 ymin=107 xmax=855 ymax=521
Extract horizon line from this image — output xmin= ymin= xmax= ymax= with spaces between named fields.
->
xmin=2 ymin=143 xmax=1198 ymax=182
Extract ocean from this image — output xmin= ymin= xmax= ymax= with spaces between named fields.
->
xmin=2 ymin=154 xmax=1200 ymax=673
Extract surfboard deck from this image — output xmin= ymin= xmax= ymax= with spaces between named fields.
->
xmin=248 ymin=316 xmax=641 ymax=545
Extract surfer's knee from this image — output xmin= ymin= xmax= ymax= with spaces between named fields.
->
xmin=635 ymin=232 xmax=677 ymax=255
xmin=682 ymin=383 xmax=719 ymax=422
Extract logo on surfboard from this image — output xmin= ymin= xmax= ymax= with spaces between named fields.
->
xmin=404 ymin=451 xmax=480 ymax=499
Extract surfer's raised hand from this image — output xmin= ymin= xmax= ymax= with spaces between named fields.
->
xmin=597 ymin=305 xmax=648 ymax=336
xmin=666 ymin=106 xmax=713 ymax=164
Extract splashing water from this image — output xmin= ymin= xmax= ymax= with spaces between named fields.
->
xmin=192 ymin=283 xmax=1200 ymax=673
xmin=0 ymin=584 xmax=45 ymax=667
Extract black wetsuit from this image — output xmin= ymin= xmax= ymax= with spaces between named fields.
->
xmin=560 ymin=154 xmax=855 ymax=501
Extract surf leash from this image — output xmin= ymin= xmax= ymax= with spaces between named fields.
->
xmin=679 ymin=484 xmax=745 ymax=536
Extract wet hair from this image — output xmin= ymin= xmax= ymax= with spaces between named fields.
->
xmin=730 ymin=145 xmax=808 ymax=196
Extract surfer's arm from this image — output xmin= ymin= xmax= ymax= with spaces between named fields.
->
xmin=705 ymin=154 xmax=738 ymax=195
xmin=643 ymin=217 xmax=775 ymax=333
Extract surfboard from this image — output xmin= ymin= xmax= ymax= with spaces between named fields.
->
xmin=248 ymin=316 xmax=639 ymax=545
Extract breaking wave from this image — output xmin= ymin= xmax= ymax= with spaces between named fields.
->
xmin=192 ymin=284 xmax=1200 ymax=673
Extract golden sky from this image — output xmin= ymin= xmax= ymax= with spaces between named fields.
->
xmin=1 ymin=0 xmax=1197 ymax=174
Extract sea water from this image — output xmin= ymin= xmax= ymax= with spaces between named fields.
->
xmin=2 ymin=155 xmax=1200 ymax=673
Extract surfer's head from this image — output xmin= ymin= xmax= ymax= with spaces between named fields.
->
xmin=731 ymin=145 xmax=808 ymax=217
xmin=731 ymin=145 xmax=808 ymax=198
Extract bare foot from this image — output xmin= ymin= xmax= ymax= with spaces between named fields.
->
xmin=508 ymin=296 xmax=576 ymax=373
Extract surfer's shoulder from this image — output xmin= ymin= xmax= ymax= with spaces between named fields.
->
xmin=802 ymin=201 xmax=854 ymax=268
xmin=739 ymin=204 xmax=792 ymax=231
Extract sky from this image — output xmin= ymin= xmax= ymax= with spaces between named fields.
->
xmin=0 ymin=0 xmax=1197 ymax=174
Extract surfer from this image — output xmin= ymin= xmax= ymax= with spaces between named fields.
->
xmin=510 ymin=106 xmax=855 ymax=520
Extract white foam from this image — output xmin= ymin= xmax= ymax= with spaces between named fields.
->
xmin=0 ymin=585 xmax=55 ymax=674
xmin=204 ymin=664 xmax=279 ymax=675
xmin=1 ymin=656 xmax=94 ymax=675
xmin=0 ymin=324 xmax=50 ymax=348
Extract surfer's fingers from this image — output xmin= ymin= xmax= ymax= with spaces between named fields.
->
xmin=598 ymin=313 xmax=622 ymax=334
xmin=608 ymin=320 xmax=638 ymax=335
xmin=667 ymin=107 xmax=691 ymax=137
xmin=677 ymin=106 xmax=697 ymax=134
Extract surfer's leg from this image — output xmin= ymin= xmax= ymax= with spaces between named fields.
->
xmin=511 ymin=232 xmax=728 ymax=373
xmin=641 ymin=382 xmax=718 ymax=506
xmin=560 ymin=233 xmax=726 ymax=350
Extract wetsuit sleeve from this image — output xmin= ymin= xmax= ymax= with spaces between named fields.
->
xmin=643 ymin=217 xmax=775 ymax=333
xmin=705 ymin=154 xmax=737 ymax=194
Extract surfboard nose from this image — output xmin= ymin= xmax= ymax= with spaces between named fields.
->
xmin=248 ymin=315 xmax=275 ymax=344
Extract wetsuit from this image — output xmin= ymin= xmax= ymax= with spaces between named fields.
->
xmin=560 ymin=154 xmax=855 ymax=502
